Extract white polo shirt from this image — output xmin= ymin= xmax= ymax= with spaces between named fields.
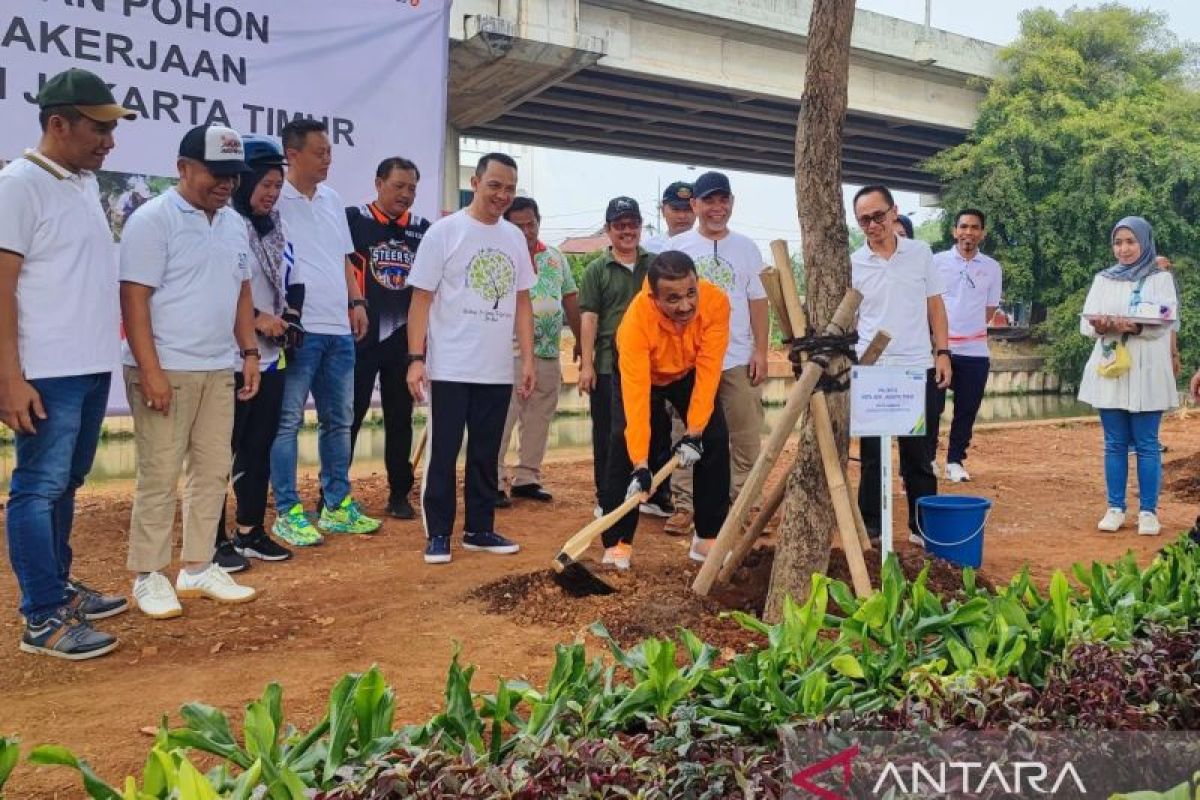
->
xmin=119 ymin=188 xmax=251 ymax=371
xmin=276 ymin=180 xmax=353 ymax=336
xmin=934 ymin=247 xmax=1002 ymax=358
xmin=667 ymin=228 xmax=766 ymax=370
xmin=0 ymin=152 xmax=119 ymax=379
xmin=408 ymin=210 xmax=536 ymax=384
xmin=851 ymin=236 xmax=944 ymax=369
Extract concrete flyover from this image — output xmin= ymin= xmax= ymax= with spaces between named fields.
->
xmin=446 ymin=0 xmax=1000 ymax=196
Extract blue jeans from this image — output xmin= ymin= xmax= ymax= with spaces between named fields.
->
xmin=270 ymin=333 xmax=355 ymax=512
xmin=1099 ymin=408 xmax=1163 ymax=513
xmin=5 ymin=372 xmax=110 ymax=621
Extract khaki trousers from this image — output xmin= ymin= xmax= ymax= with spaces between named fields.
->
xmin=125 ymin=367 xmax=235 ymax=573
xmin=499 ymin=357 xmax=563 ymax=488
xmin=671 ymin=365 xmax=764 ymax=511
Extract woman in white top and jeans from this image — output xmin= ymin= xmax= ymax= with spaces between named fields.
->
xmin=1078 ymin=216 xmax=1178 ymax=536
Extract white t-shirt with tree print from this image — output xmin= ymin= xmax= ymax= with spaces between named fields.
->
xmin=667 ymin=228 xmax=767 ymax=370
xmin=408 ymin=209 xmax=536 ymax=384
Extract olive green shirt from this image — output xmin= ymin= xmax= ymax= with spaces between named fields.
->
xmin=578 ymin=246 xmax=655 ymax=375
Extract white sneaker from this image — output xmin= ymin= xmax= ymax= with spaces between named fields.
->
xmin=930 ymin=460 xmax=940 ymax=479
xmin=638 ymin=501 xmax=672 ymax=518
xmin=602 ymin=543 xmax=632 ymax=570
xmin=908 ymin=532 xmax=925 ymax=547
xmin=1098 ymin=508 xmax=1126 ymax=532
xmin=945 ymin=462 xmax=971 ymax=483
xmin=1138 ymin=511 xmax=1162 ymax=536
xmin=175 ymin=564 xmax=257 ymax=604
xmin=688 ymin=535 xmax=712 ymax=563
xmin=133 ymin=572 xmax=182 ymax=619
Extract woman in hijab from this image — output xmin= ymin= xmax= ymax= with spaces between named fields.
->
xmin=1078 ymin=216 xmax=1178 ymax=536
xmin=211 ymin=135 xmax=306 ymax=571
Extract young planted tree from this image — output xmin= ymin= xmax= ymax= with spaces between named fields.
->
xmin=764 ymin=0 xmax=856 ymax=622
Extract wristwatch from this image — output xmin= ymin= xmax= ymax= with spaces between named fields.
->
xmin=240 ymin=347 xmax=261 ymax=359
xmin=349 ymin=298 xmax=368 ymax=310
xmin=936 ymin=349 xmax=952 ymax=358
xmin=407 ymin=353 xmax=426 ymax=364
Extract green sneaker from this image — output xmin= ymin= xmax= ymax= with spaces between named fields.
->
xmin=272 ymin=504 xmax=324 ymax=546
xmin=318 ymin=496 xmax=382 ymax=534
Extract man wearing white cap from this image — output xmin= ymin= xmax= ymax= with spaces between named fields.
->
xmin=120 ymin=124 xmax=262 ymax=618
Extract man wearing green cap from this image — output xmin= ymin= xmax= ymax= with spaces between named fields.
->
xmin=0 ymin=68 xmax=135 ymax=660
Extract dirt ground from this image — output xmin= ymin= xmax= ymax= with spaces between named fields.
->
xmin=3 ymin=415 xmax=1198 ymax=797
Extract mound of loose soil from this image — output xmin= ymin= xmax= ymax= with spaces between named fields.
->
xmin=1165 ymin=451 xmax=1200 ymax=502
xmin=469 ymin=545 xmax=993 ymax=654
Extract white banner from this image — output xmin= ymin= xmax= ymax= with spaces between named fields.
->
xmin=0 ymin=0 xmax=449 ymax=219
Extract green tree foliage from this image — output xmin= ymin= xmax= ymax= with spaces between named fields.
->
xmin=925 ymin=5 xmax=1200 ymax=380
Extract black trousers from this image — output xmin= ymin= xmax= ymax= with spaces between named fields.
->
xmin=589 ymin=372 xmax=673 ymax=507
xmin=859 ymin=368 xmax=940 ymax=535
xmin=421 ymin=380 xmax=511 ymax=539
xmin=601 ymin=368 xmax=729 ymax=548
xmin=928 ymin=354 xmax=990 ymax=465
xmin=350 ymin=331 xmax=415 ymax=501
xmin=218 ymin=368 xmax=285 ymax=537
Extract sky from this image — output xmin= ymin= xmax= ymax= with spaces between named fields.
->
xmin=506 ymin=1 xmax=1200 ymax=253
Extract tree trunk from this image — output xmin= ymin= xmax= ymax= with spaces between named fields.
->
xmin=764 ymin=0 xmax=856 ymax=622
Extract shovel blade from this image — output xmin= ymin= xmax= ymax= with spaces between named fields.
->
xmin=551 ymin=561 xmax=616 ymax=597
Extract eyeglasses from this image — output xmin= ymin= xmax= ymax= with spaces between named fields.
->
xmin=856 ymin=206 xmax=893 ymax=229
xmin=609 ymin=220 xmax=641 ymax=233
xmin=959 ymin=270 xmax=976 ymax=289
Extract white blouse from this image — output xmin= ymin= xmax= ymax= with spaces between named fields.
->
xmin=1077 ymin=271 xmax=1178 ymax=412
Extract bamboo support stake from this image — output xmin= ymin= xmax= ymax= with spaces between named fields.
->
xmin=717 ymin=427 xmax=795 ymax=584
xmin=692 ymin=288 xmax=862 ymax=596
xmin=772 ymin=237 xmax=868 ymax=587
xmin=759 ymin=267 xmax=794 ymax=342
xmin=770 ymin=240 xmax=807 ymax=336
xmin=811 ymin=391 xmax=872 ymax=596
xmin=715 ymin=327 xmax=890 ymax=584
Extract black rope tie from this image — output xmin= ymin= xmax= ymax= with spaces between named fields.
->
xmin=786 ymin=328 xmax=859 ymax=393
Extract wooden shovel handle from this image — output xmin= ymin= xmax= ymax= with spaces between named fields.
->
xmin=553 ymin=456 xmax=681 ymax=571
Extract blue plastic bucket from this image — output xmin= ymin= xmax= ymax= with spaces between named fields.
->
xmin=915 ymin=495 xmax=991 ymax=569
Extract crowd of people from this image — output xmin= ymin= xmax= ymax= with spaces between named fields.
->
xmin=0 ymin=67 xmax=1188 ymax=662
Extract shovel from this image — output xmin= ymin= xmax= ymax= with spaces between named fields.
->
xmin=551 ymin=456 xmax=680 ymax=597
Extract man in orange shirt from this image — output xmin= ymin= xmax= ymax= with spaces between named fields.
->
xmin=601 ymin=251 xmax=731 ymax=569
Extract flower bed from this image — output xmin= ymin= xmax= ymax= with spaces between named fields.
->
xmin=3 ymin=539 xmax=1199 ymax=798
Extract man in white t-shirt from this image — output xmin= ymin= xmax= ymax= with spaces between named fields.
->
xmin=928 ymin=208 xmax=1002 ymax=483
xmin=406 ymin=152 xmax=536 ymax=564
xmin=849 ymin=185 xmax=951 ymax=545
xmin=642 ymin=181 xmax=695 ymax=253
xmin=0 ymin=68 xmax=134 ymax=660
xmin=121 ymin=124 xmax=261 ymax=619
xmin=270 ymin=119 xmax=381 ymax=546
xmin=664 ymin=171 xmax=768 ymax=535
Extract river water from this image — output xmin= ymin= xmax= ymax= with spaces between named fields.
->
xmin=0 ymin=393 xmax=1093 ymax=491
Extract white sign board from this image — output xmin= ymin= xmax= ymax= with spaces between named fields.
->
xmin=0 ymin=0 xmax=450 ymax=219
xmin=850 ymin=365 xmax=928 ymax=437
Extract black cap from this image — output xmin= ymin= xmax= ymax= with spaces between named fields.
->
xmin=661 ymin=181 xmax=693 ymax=209
xmin=37 ymin=68 xmax=135 ymax=122
xmin=693 ymin=171 xmax=732 ymax=198
xmin=605 ymin=196 xmax=642 ymax=224
xmin=178 ymin=125 xmax=252 ymax=177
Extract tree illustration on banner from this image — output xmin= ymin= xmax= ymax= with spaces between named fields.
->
xmin=467 ymin=248 xmax=516 ymax=309
xmin=695 ymin=254 xmax=736 ymax=293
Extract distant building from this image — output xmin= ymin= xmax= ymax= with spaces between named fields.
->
xmin=558 ymin=231 xmax=609 ymax=255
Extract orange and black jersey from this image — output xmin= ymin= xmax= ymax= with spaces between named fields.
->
xmin=345 ymin=202 xmax=430 ymax=346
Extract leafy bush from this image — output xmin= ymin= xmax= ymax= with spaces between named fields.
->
xmin=7 ymin=539 xmax=1200 ymax=798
